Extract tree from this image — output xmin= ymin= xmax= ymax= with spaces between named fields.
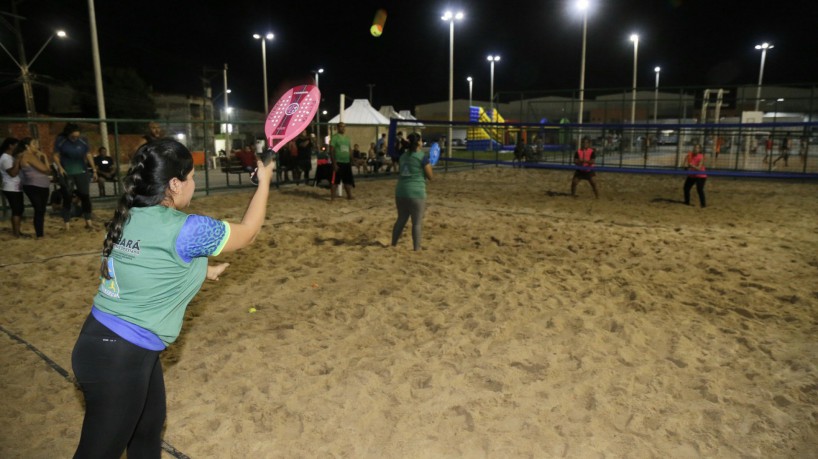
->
xmin=72 ymin=67 xmax=157 ymax=133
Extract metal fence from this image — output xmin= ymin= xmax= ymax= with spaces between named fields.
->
xmin=399 ymin=118 xmax=818 ymax=177
xmin=2 ymin=113 xmax=817 ymax=217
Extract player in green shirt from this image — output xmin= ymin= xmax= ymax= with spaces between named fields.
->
xmin=71 ymin=139 xmax=274 ymax=457
xmin=391 ymin=132 xmax=433 ymax=250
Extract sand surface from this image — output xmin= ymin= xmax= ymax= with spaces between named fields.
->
xmin=1 ymin=167 xmax=817 ymax=458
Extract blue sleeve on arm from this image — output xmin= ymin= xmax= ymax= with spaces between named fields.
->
xmin=176 ymin=215 xmax=229 ymax=262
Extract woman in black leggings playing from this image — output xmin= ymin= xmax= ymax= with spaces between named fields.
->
xmin=72 ymin=139 xmax=274 ymax=458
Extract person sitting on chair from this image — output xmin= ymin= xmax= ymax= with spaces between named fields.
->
xmin=94 ymin=147 xmax=117 ymax=197
xmin=352 ymin=143 xmax=367 ymax=175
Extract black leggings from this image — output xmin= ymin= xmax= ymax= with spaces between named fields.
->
xmin=72 ymin=314 xmax=165 ymax=459
xmin=392 ymin=197 xmax=426 ymax=251
xmin=683 ymin=177 xmax=707 ymax=208
xmin=23 ymin=185 xmax=49 ymax=237
xmin=62 ymin=173 xmax=92 ymax=222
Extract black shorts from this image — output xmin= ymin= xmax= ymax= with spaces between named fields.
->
xmin=335 ymin=163 xmax=355 ymax=186
xmin=573 ymin=170 xmax=596 ymax=180
xmin=2 ymin=190 xmax=24 ymax=216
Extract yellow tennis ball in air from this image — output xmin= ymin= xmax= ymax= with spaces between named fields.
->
xmin=371 ymin=9 xmax=387 ymax=37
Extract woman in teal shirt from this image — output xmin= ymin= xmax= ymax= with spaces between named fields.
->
xmin=53 ymin=123 xmax=97 ymax=230
xmin=391 ymin=132 xmax=433 ymax=251
xmin=71 ymin=139 xmax=274 ymax=457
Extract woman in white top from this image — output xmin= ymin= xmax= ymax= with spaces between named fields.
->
xmin=0 ymin=137 xmax=25 ymax=237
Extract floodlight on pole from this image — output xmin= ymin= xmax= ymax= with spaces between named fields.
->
xmin=442 ymin=10 xmax=464 ymax=159
xmin=467 ymin=76 xmax=473 ymax=112
xmin=630 ymin=33 xmax=639 ymax=130
xmin=253 ymin=32 xmax=274 ymax=113
xmin=754 ymin=42 xmax=773 ymax=111
xmin=312 ymin=68 xmax=324 ymax=145
xmin=653 ymin=66 xmax=660 ymax=124
xmin=487 ymin=55 xmax=500 ymax=121
xmin=576 ymin=0 xmax=590 ymax=126
xmin=223 ymin=63 xmax=232 ymax=151
xmin=0 ymin=29 xmax=67 ymax=134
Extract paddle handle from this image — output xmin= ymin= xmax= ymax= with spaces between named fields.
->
xmin=250 ymin=148 xmax=276 ymax=185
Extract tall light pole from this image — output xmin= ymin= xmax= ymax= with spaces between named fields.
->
xmin=466 ymin=76 xmax=473 ymax=111
xmin=487 ymin=55 xmax=500 ymax=119
xmin=630 ymin=34 xmax=639 ymax=128
xmin=253 ymin=32 xmax=274 ymax=113
xmin=223 ymin=63 xmax=231 ymax=152
xmin=754 ymin=42 xmax=773 ymax=111
xmin=88 ymin=0 xmax=111 ymax=153
xmin=576 ymin=0 xmax=590 ymax=126
xmin=0 ymin=29 xmax=67 ymax=137
xmin=653 ymin=66 xmax=661 ymax=124
xmin=442 ymin=10 xmax=463 ymax=159
xmin=312 ymin=68 xmax=324 ymax=146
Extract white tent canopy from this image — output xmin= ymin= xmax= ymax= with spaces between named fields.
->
xmin=398 ymin=109 xmax=423 ymax=127
xmin=379 ymin=105 xmax=404 ymax=120
xmin=398 ymin=110 xmax=416 ymax=120
xmin=328 ymin=99 xmax=391 ymax=126
xmin=377 ymin=105 xmax=424 ymax=128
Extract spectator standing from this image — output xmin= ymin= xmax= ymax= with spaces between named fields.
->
xmin=295 ymin=130 xmax=313 ymax=185
xmin=388 ymin=131 xmax=407 ymax=174
xmin=0 ymin=137 xmax=25 ymax=237
xmin=375 ymin=133 xmax=387 ymax=156
xmin=351 ymin=143 xmax=367 ymax=175
xmin=799 ymin=135 xmax=809 ymax=165
xmin=763 ymin=135 xmax=774 ymax=163
xmin=17 ymin=138 xmax=52 ymax=238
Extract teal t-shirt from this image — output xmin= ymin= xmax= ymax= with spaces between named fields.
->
xmin=54 ymin=135 xmax=90 ymax=175
xmin=395 ymin=150 xmax=429 ymax=199
xmin=330 ymin=134 xmax=351 ymax=163
xmin=93 ymin=206 xmax=229 ymax=345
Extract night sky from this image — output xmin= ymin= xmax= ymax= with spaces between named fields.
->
xmin=2 ymin=0 xmax=816 ymax=115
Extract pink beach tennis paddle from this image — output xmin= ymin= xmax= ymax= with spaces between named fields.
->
xmin=251 ymin=84 xmax=320 ymax=184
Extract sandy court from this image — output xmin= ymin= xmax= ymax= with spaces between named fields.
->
xmin=1 ymin=166 xmax=817 ymax=458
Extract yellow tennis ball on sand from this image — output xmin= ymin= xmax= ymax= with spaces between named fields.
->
xmin=248 ymin=307 xmax=257 ymax=313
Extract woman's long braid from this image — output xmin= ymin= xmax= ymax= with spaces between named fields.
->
xmin=97 ymin=139 xmax=193 ymax=279
xmin=99 ymin=155 xmax=146 ymax=279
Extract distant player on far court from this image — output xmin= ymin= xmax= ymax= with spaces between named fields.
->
xmin=571 ymin=137 xmax=599 ymax=198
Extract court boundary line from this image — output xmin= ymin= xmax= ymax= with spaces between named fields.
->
xmin=0 ymin=324 xmax=190 ymax=459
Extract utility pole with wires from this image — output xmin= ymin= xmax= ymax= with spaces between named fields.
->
xmin=0 ymin=4 xmax=66 ymax=137
xmin=367 ymin=83 xmax=375 ymax=105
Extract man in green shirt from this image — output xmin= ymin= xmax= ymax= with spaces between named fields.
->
xmin=329 ymin=122 xmax=354 ymax=200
